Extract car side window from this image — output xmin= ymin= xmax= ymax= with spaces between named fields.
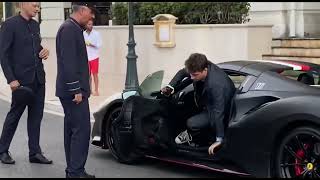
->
xmin=223 ymin=70 xmax=257 ymax=93
xmin=228 ymin=75 xmax=247 ymax=88
xmin=225 ymin=71 xmax=247 ymax=89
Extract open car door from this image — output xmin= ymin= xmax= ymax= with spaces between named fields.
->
xmin=109 ymin=70 xmax=170 ymax=163
xmin=110 ymin=95 xmax=171 ymax=163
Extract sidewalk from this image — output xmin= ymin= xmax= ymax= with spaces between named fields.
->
xmin=44 ymin=94 xmax=113 ymax=120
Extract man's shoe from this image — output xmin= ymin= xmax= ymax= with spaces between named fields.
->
xmin=80 ymin=171 xmax=95 ymax=178
xmin=29 ymin=153 xmax=52 ymax=164
xmin=0 ymin=151 xmax=15 ymax=164
xmin=66 ymin=171 xmax=95 ymax=178
xmin=66 ymin=173 xmax=71 ymax=178
xmin=175 ymin=130 xmax=193 ymax=145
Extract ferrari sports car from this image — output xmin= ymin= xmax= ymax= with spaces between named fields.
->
xmin=91 ymin=59 xmax=320 ymax=178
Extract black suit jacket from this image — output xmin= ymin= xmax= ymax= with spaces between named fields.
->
xmin=0 ymin=15 xmax=45 ymax=85
xmin=169 ymin=61 xmax=236 ymax=140
xmin=55 ymin=18 xmax=90 ymax=98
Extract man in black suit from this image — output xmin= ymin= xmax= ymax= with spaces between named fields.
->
xmin=56 ymin=2 xmax=96 ymax=178
xmin=161 ymin=53 xmax=236 ymax=155
xmin=0 ymin=2 xmax=52 ymax=164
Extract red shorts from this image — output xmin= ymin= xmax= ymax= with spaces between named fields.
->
xmin=88 ymin=58 xmax=99 ymax=74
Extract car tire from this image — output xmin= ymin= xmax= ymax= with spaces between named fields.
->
xmin=105 ymin=106 xmax=143 ymax=164
xmin=273 ymin=126 xmax=320 ymax=178
xmin=104 ymin=106 xmax=122 ymax=160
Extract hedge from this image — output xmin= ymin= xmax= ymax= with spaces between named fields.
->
xmin=111 ymin=2 xmax=251 ymax=25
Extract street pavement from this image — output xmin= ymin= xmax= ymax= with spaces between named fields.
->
xmin=0 ymin=99 xmax=234 ymax=178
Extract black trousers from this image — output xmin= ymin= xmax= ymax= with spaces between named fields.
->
xmin=60 ymin=97 xmax=91 ymax=177
xmin=0 ymin=79 xmax=45 ymax=156
xmin=186 ymin=110 xmax=216 ymax=142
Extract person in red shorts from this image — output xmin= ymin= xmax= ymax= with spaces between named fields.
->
xmin=84 ymin=19 xmax=102 ymax=96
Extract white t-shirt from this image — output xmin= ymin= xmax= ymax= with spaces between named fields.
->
xmin=83 ymin=29 xmax=102 ymax=61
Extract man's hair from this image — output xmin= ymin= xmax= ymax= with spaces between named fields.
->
xmin=72 ymin=5 xmax=83 ymax=13
xmin=19 ymin=2 xmax=28 ymax=7
xmin=19 ymin=2 xmax=39 ymax=9
xmin=184 ymin=53 xmax=208 ymax=73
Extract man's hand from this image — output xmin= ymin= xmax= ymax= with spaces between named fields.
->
xmin=39 ymin=48 xmax=49 ymax=60
xmin=9 ymin=80 xmax=20 ymax=92
xmin=89 ymin=44 xmax=96 ymax=48
xmin=208 ymin=141 xmax=222 ymax=155
xmin=72 ymin=93 xmax=83 ymax=104
xmin=160 ymin=86 xmax=174 ymax=97
xmin=86 ymin=41 xmax=96 ymax=48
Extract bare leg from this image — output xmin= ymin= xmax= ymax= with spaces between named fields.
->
xmin=93 ymin=73 xmax=99 ymax=96
xmin=88 ymin=62 xmax=93 ymax=94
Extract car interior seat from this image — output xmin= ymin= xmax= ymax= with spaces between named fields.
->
xmin=297 ymin=73 xmax=315 ymax=85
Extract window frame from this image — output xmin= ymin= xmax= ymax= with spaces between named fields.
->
xmin=223 ymin=69 xmax=256 ymax=93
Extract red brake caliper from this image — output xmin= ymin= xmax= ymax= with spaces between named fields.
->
xmin=295 ymin=149 xmax=304 ymax=176
xmin=295 ymin=144 xmax=310 ymax=176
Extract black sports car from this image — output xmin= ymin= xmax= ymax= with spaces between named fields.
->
xmin=91 ymin=60 xmax=320 ymax=178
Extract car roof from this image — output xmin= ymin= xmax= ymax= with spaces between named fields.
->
xmin=217 ymin=59 xmax=320 ymax=76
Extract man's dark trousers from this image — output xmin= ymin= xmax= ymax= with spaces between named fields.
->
xmin=0 ymin=78 xmax=45 ymax=156
xmin=59 ymin=97 xmax=90 ymax=177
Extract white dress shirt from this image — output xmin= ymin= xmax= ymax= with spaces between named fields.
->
xmin=83 ymin=29 xmax=102 ymax=61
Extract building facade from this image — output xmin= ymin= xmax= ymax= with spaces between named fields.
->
xmin=249 ymin=2 xmax=320 ymax=38
xmin=2 ymin=2 xmax=112 ymax=37
xmin=2 ymin=2 xmax=320 ymax=38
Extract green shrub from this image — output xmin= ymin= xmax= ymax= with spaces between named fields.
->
xmin=111 ymin=2 xmax=250 ymax=25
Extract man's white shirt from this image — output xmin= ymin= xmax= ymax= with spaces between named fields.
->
xmin=83 ymin=29 xmax=102 ymax=61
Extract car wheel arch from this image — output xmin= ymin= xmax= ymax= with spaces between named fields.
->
xmin=101 ymin=101 xmax=123 ymax=149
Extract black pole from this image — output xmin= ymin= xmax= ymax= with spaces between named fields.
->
xmin=124 ymin=2 xmax=139 ymax=92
